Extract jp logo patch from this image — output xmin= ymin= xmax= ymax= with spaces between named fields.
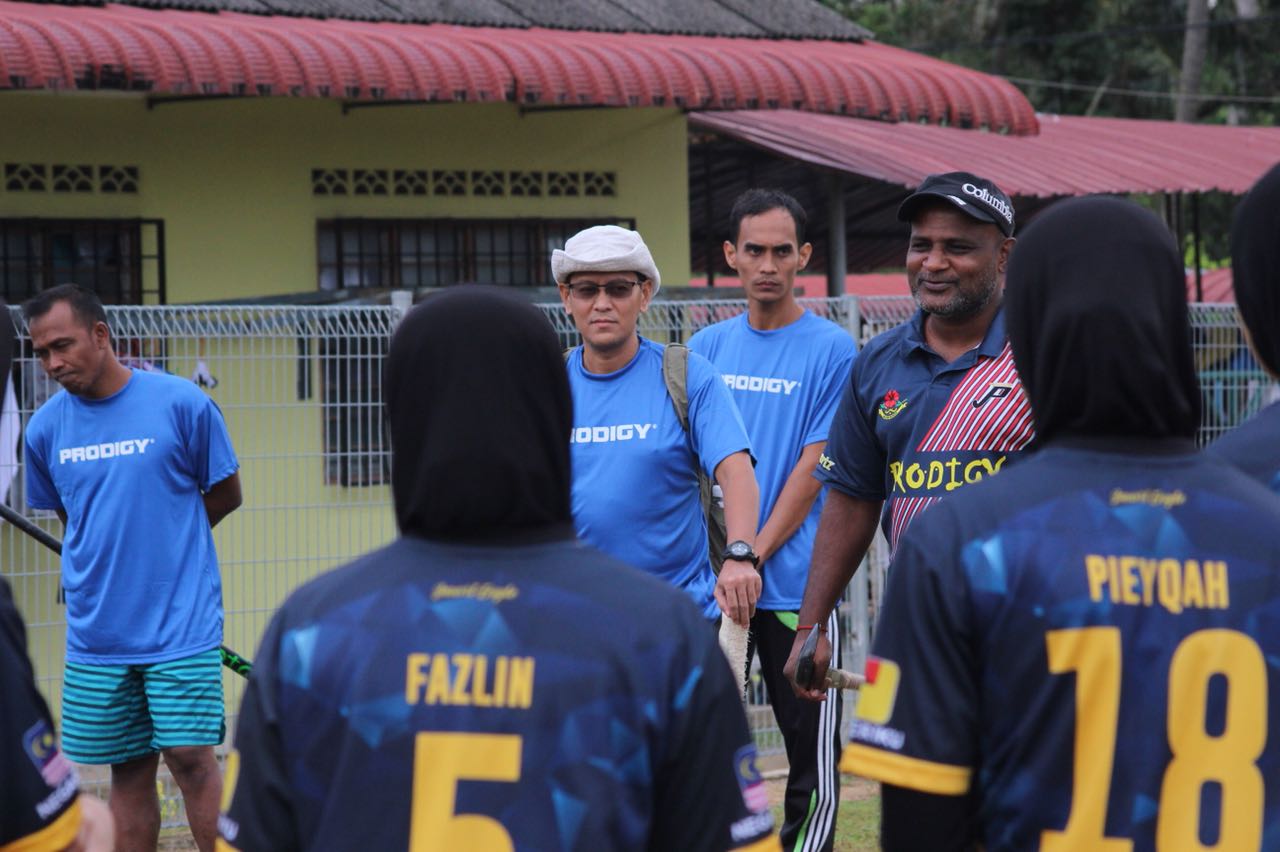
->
xmin=971 ymin=382 xmax=1014 ymax=408
xmin=877 ymin=389 xmax=909 ymax=420
xmin=733 ymin=744 xmax=768 ymax=813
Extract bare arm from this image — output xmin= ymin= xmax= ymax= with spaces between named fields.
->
xmin=754 ymin=441 xmax=826 ymax=567
xmin=783 ymin=488 xmax=881 ymax=700
xmin=712 ymin=450 xmax=760 ymax=628
xmin=203 ymin=471 xmax=242 ymax=529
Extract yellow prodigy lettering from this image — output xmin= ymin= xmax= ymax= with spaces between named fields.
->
xmin=405 ymin=653 xmax=536 ymax=709
xmin=1083 ymin=554 xmax=1229 ymax=613
xmin=888 ymin=456 xmax=1007 ymax=494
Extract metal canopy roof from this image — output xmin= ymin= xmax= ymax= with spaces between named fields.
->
xmin=0 ymin=1 xmax=1037 ymax=131
xmin=690 ymin=109 xmax=1280 ymax=197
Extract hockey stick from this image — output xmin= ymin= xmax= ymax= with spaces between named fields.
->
xmin=718 ymin=617 xmax=751 ymax=701
xmin=0 ymin=500 xmax=253 ymax=677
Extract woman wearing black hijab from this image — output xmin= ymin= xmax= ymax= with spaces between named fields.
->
xmin=839 ymin=198 xmax=1280 ymax=851
xmin=1210 ymin=162 xmax=1280 ymax=492
xmin=218 ymin=287 xmax=779 ymax=852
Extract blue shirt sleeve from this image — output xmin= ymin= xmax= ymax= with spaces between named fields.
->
xmin=685 ymin=350 xmax=752 ymax=478
xmin=181 ymin=391 xmax=239 ymax=492
xmin=816 ymin=358 xmax=886 ymax=501
xmin=802 ymin=337 xmax=857 ymax=448
xmin=22 ymin=417 xmax=61 ymax=511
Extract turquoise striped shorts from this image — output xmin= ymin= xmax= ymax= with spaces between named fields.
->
xmin=61 ymin=648 xmax=225 ymax=765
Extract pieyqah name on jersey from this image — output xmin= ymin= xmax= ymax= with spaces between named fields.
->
xmin=721 ymin=374 xmax=801 ymax=395
xmin=58 ymin=439 xmax=155 ymax=464
xmin=570 ymin=424 xmax=656 ymax=444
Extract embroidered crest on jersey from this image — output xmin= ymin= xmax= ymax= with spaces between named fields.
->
xmin=855 ymin=656 xmax=901 ymax=725
xmin=733 ymin=744 xmax=768 ymax=812
xmin=877 ymin=389 xmax=909 ymax=420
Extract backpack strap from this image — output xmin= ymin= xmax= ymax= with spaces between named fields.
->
xmin=662 ymin=343 xmax=691 ymax=433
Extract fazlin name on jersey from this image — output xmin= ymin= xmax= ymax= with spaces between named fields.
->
xmin=405 ymin=653 xmax=535 ymax=709
xmin=570 ymin=423 xmax=656 ymax=444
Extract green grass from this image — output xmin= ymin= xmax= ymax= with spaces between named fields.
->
xmin=770 ymin=792 xmax=880 ymax=851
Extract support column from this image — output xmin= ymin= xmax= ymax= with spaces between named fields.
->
xmin=826 ymin=174 xmax=847 ymax=297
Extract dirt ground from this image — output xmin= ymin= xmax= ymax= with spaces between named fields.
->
xmin=766 ymin=774 xmax=879 ymax=805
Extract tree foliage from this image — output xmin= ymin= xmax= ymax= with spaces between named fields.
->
xmin=827 ymin=0 xmax=1280 ymax=125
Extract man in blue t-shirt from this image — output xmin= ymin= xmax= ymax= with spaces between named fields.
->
xmin=1210 ymin=163 xmax=1280 ymax=491
xmin=784 ymin=172 xmax=1033 ymax=700
xmin=218 ymin=286 xmax=779 ymax=852
xmin=554 ymin=226 xmax=760 ymax=625
xmin=23 ymin=284 xmax=241 ymax=852
xmin=689 ymin=189 xmax=855 ymax=852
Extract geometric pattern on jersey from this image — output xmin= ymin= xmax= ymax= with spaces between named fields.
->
xmin=845 ymin=449 xmax=1280 ymax=850
xmin=889 ymin=342 xmax=1034 ymax=549
xmin=227 ymin=537 xmax=769 ymax=852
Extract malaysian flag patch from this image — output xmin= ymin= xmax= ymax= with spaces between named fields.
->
xmin=24 ymin=719 xmax=73 ymax=787
xmin=734 ymin=744 xmax=768 ymax=812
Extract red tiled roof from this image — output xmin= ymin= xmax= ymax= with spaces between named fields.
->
xmin=691 ymin=109 xmax=1280 ymax=196
xmin=0 ymin=1 xmax=1038 ymax=132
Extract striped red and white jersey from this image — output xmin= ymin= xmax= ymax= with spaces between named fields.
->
xmin=818 ymin=309 xmax=1035 ymax=553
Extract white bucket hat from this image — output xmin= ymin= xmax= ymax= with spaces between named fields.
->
xmin=551 ymin=225 xmax=661 ymax=295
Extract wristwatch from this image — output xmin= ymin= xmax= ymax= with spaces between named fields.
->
xmin=721 ymin=540 xmax=759 ymax=567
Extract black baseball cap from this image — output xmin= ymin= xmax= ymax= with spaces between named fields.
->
xmin=897 ymin=171 xmax=1016 ymax=237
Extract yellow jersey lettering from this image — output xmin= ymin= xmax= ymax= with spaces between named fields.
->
xmin=1204 ymin=561 xmax=1229 ymax=608
xmin=944 ymin=458 xmax=963 ymax=492
xmin=1120 ymin=557 xmax=1142 ymax=605
xmin=406 ymin=653 xmax=431 ymax=704
xmin=925 ymin=461 xmax=945 ymax=489
xmin=408 ymin=654 xmax=536 ymax=709
xmin=1082 ymin=555 xmax=1229 ymax=614
xmin=963 ymin=459 xmax=987 ymax=484
xmin=1085 ymin=555 xmax=1109 ymax=602
xmin=507 ymin=657 xmax=535 ymax=709
xmin=905 ymin=464 xmax=926 ymax=490
xmin=472 ymin=656 xmax=494 ymax=707
xmin=450 ymin=655 xmax=474 ymax=706
xmin=1182 ymin=561 xmax=1205 ymax=609
xmin=888 ymin=461 xmax=905 ymax=492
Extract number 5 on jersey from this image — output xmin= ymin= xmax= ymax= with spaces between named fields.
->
xmin=410 ymin=732 xmax=522 ymax=851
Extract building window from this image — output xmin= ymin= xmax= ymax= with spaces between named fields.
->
xmin=321 ymin=317 xmax=390 ymax=487
xmin=0 ymin=219 xmax=165 ymax=305
xmin=316 ymin=217 xmax=635 ymax=290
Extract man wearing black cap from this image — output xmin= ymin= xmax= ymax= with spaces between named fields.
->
xmin=783 ymin=172 xmax=1034 ymax=698
xmin=1210 ymin=162 xmax=1280 ymax=492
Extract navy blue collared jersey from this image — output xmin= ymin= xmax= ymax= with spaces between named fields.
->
xmin=842 ymin=443 xmax=1280 ymax=850
xmin=218 ymin=535 xmax=779 ymax=852
xmin=1210 ymin=401 xmax=1280 ymax=494
xmin=817 ymin=308 xmax=1034 ymax=551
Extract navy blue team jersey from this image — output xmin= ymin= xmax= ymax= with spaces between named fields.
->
xmin=817 ymin=308 xmax=1034 ymax=551
xmin=1209 ymin=401 xmax=1280 ymax=494
xmin=218 ymin=535 xmax=779 ymax=852
xmin=842 ymin=443 xmax=1280 ymax=850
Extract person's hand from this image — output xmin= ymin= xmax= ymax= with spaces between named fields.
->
xmin=68 ymin=793 xmax=114 ymax=851
xmin=714 ymin=561 xmax=761 ymax=627
xmin=783 ymin=627 xmax=831 ymax=702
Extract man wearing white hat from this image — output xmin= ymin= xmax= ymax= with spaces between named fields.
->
xmin=555 ymin=225 xmax=762 ymax=629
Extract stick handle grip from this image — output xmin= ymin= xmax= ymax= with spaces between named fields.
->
xmin=823 ymin=667 xmax=865 ymax=690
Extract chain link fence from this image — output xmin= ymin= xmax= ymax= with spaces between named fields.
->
xmin=2 ymin=296 xmax=1269 ymax=824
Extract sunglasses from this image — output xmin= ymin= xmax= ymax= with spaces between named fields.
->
xmin=565 ymin=280 xmax=644 ymax=301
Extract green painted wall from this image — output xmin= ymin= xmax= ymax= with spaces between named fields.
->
xmin=0 ymin=94 xmax=691 ymax=301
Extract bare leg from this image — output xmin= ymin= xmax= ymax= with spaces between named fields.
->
xmin=163 ymin=746 xmax=222 ymax=852
xmin=110 ymin=752 xmax=161 ymax=852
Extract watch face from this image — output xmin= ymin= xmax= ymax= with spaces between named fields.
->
xmin=726 ymin=541 xmax=753 ymax=560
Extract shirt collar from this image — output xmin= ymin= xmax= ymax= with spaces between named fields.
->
xmin=900 ymin=305 xmax=1008 ymax=362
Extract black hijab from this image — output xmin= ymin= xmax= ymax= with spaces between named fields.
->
xmin=384 ymin=286 xmax=572 ymax=539
xmin=1005 ymin=197 xmax=1200 ymax=445
xmin=1231 ymin=162 xmax=1280 ymax=376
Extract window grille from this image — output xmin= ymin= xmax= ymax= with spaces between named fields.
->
xmin=0 ymin=218 xmax=165 ymax=305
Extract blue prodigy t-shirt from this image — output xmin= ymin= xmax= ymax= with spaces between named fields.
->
xmin=25 ymin=370 xmax=240 ymax=664
xmin=567 ymin=337 xmax=751 ymax=618
xmin=689 ymin=311 xmax=856 ymax=610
